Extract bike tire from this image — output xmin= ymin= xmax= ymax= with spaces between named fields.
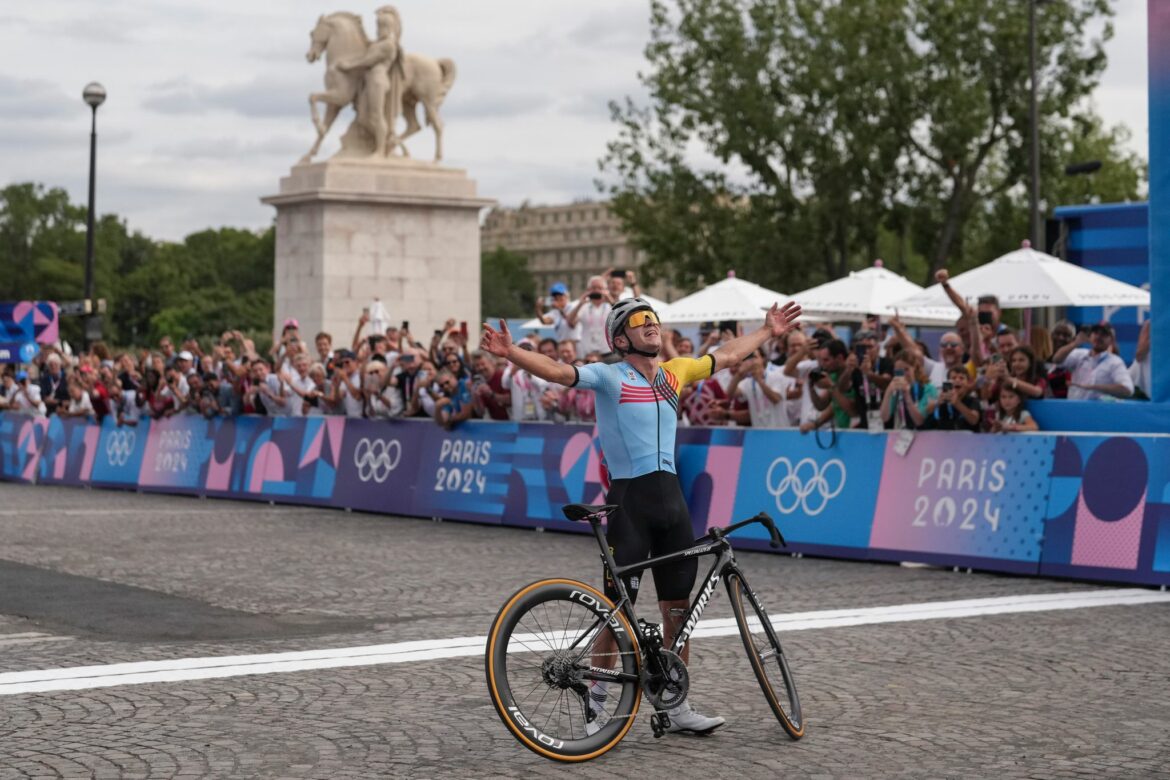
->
xmin=485 ymin=579 xmax=642 ymax=762
xmin=726 ymin=573 xmax=804 ymax=739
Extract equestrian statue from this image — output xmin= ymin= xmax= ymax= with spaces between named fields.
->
xmin=302 ymin=7 xmax=456 ymax=163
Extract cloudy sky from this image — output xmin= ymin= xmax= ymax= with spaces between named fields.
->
xmin=0 ymin=0 xmax=1151 ymax=241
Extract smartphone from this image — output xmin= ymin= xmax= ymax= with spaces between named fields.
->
xmin=610 ymin=269 xmax=626 ymax=279
xmin=718 ymin=320 xmax=738 ymax=334
xmin=942 ymin=381 xmax=954 ymax=393
xmin=854 ymin=345 xmax=867 ymax=360
xmin=401 ymin=320 xmax=409 ymax=332
xmin=894 ymin=368 xmax=906 ymax=378
xmin=977 ymin=311 xmax=993 ymax=325
xmin=362 ymin=306 xmax=370 ymax=317
xmin=460 ymin=321 xmax=469 ymax=340
xmin=990 ymin=353 xmax=1003 ymax=364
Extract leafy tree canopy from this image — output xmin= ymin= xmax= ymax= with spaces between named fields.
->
xmin=600 ymin=0 xmax=1144 ymax=289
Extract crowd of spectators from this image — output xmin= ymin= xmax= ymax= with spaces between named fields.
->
xmin=0 ymin=268 xmax=1152 ymax=435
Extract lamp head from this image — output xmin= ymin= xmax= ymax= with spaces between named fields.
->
xmin=83 ymin=82 xmax=107 ymax=109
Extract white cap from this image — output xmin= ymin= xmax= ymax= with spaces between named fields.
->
xmin=178 ymin=350 xmax=194 ymax=361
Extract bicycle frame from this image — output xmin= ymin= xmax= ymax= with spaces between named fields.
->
xmin=577 ymin=519 xmax=743 ymax=675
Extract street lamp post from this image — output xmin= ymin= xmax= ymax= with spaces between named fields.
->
xmin=82 ymin=81 xmax=106 ymax=347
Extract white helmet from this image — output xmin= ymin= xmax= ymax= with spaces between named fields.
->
xmin=605 ymin=297 xmax=657 ymax=354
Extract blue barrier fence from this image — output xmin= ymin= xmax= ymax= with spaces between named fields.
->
xmin=1 ymin=412 xmax=1168 ymax=586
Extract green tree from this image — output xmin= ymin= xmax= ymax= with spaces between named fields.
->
xmin=600 ymin=0 xmax=1140 ymax=290
xmin=0 ymin=181 xmax=275 ymax=348
xmin=481 ymin=247 xmax=537 ymax=319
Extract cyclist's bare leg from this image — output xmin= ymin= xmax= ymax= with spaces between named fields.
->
xmin=659 ymin=598 xmax=690 ymax=664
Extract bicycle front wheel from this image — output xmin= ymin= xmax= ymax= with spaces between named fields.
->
xmin=485 ymin=579 xmax=641 ymax=762
xmin=727 ymin=573 xmax=804 ymax=739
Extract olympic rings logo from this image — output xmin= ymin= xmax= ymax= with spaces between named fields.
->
xmin=353 ymin=437 xmax=402 ymax=483
xmin=105 ymin=430 xmax=137 ymax=466
xmin=765 ymin=457 xmax=846 ymax=516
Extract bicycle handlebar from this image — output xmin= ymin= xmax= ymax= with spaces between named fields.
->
xmin=707 ymin=512 xmax=787 ymax=549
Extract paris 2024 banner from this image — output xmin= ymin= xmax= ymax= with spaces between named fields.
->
xmin=3 ymin=413 xmax=1169 ymax=586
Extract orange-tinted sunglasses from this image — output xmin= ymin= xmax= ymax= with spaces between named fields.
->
xmin=626 ymin=310 xmax=660 ymax=328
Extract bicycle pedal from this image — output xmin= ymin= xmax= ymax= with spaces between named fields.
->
xmin=649 ymin=713 xmax=666 ymax=738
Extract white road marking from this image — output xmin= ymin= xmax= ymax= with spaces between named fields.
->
xmin=0 ymin=588 xmax=1166 ymax=696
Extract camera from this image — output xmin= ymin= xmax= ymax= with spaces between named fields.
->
xmin=588 ymin=292 xmax=603 ymax=301
xmin=977 ymin=311 xmax=993 ymax=325
xmin=808 ymin=369 xmax=824 ymax=383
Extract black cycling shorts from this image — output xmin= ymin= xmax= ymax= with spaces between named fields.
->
xmin=603 ymin=471 xmax=698 ymax=604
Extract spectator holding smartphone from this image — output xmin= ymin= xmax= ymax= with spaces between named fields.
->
xmin=880 ymin=354 xmax=937 ymax=430
xmin=1050 ymin=323 xmax=1134 ymax=401
xmin=924 ymin=367 xmax=982 ymax=431
xmin=847 ymin=329 xmax=893 ymax=430
xmin=535 ymin=282 xmax=582 ymax=346
xmin=991 ymin=384 xmax=1039 ymax=432
xmin=566 ymin=275 xmax=612 ymax=356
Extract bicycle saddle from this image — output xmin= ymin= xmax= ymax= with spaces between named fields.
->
xmin=561 ymin=503 xmax=619 ymax=522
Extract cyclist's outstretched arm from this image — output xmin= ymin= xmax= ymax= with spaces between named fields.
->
xmin=711 ymin=301 xmax=802 ymax=373
xmin=481 ymin=320 xmax=576 ymax=387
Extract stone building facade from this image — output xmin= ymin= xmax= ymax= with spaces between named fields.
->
xmin=479 ymin=201 xmax=679 ymax=300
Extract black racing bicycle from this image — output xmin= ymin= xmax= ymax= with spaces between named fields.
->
xmin=485 ymin=504 xmax=803 ymax=762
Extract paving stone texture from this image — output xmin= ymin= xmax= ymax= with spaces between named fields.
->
xmin=0 ymin=483 xmax=1167 ymax=778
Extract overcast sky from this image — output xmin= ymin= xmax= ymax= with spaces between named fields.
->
xmin=0 ymin=0 xmax=1151 ymax=241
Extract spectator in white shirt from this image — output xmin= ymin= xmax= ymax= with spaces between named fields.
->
xmin=566 ymin=275 xmax=612 ymax=356
xmin=1051 ymin=323 xmax=1134 ymax=401
xmin=726 ymin=350 xmax=793 ymax=428
xmin=535 ymin=282 xmax=582 ymax=345
xmin=330 ymin=350 xmax=365 ymax=417
xmin=8 ymin=371 xmax=45 ymax=416
xmin=501 ymin=342 xmax=550 ymax=421
xmin=59 ymin=379 xmax=95 ymax=421
xmin=282 ymin=353 xmax=319 ymax=417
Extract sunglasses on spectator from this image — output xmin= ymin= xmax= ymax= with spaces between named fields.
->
xmin=626 ymin=311 xmax=660 ymax=329
xmin=940 ymin=340 xmax=962 ymax=347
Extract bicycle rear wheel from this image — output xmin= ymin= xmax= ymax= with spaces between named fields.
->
xmin=485 ymin=579 xmax=641 ymax=762
xmin=726 ymin=573 xmax=804 ymax=739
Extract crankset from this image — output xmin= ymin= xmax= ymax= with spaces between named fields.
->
xmin=642 ymin=648 xmax=689 ymax=711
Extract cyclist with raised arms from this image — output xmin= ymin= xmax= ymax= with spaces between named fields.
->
xmin=482 ymin=296 xmax=802 ymax=735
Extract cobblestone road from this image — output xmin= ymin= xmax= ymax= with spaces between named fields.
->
xmin=0 ymin=484 xmax=1168 ymax=778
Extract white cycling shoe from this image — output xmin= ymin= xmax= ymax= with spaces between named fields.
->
xmin=665 ymin=700 xmax=726 ymax=734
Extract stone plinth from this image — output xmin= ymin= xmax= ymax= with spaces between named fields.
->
xmin=261 ymin=158 xmax=494 ymax=347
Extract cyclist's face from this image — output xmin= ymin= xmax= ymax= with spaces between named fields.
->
xmin=625 ymin=315 xmax=660 ymax=352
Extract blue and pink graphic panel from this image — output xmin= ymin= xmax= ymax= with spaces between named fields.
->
xmin=1040 ymin=435 xmax=1170 ymax=584
xmin=0 ymin=301 xmax=58 ymax=363
xmin=0 ymin=414 xmax=48 ymax=483
xmin=869 ymin=432 xmax=1055 ymax=573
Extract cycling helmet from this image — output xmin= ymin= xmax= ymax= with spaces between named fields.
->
xmin=605 ymin=296 xmax=658 ymax=355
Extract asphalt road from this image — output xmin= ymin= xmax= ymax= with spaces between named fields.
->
xmin=0 ymin=483 xmax=1168 ymax=779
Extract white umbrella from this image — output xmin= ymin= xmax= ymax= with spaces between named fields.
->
xmin=522 ymin=292 xmax=673 ymax=330
xmin=658 ymin=272 xmax=791 ymax=324
xmin=791 ymin=261 xmax=959 ymax=326
xmin=895 ymin=240 xmax=1152 ymax=310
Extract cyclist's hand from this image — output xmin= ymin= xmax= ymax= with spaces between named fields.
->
xmin=766 ymin=301 xmax=802 ymax=338
xmin=480 ymin=319 xmax=513 ymax=358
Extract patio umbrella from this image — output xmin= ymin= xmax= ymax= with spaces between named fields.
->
xmin=658 ymin=272 xmax=791 ymax=324
xmin=895 ymin=240 xmax=1151 ymax=310
xmin=791 ymin=260 xmax=959 ymax=326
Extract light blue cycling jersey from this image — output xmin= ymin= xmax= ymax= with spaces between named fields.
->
xmin=572 ymin=354 xmax=716 ymax=480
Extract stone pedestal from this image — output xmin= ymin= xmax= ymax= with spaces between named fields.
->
xmin=261 ymin=158 xmax=494 ymax=348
